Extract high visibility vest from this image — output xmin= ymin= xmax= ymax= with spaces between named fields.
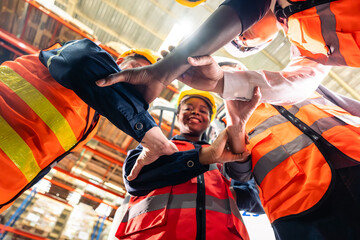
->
xmin=116 ymin=140 xmax=249 ymax=240
xmin=278 ymin=0 xmax=360 ymax=67
xmin=0 ymin=54 xmax=99 ymax=212
xmin=246 ymin=92 xmax=360 ymax=222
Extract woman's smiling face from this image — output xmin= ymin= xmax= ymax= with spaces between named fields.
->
xmin=178 ymin=97 xmax=211 ymax=137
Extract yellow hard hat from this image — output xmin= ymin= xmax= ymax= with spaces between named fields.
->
xmin=175 ymin=0 xmax=206 ymax=8
xmin=120 ymin=48 xmax=159 ymax=64
xmin=177 ymin=89 xmax=216 ymax=122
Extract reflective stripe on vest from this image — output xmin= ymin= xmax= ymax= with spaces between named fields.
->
xmin=251 ymin=95 xmax=359 ymax=185
xmin=0 ymin=66 xmax=77 ymax=151
xmin=0 ymin=66 xmax=77 ymax=179
xmin=316 ymin=2 xmax=346 ymax=65
xmin=286 ymin=0 xmax=360 ymax=66
xmin=122 ymin=192 xmax=243 ymax=223
xmin=254 ymin=115 xmax=345 ymax=185
xmin=0 ymin=115 xmax=41 ymax=181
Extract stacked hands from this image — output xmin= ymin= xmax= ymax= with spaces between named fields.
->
xmin=96 ymin=54 xmax=261 ymax=181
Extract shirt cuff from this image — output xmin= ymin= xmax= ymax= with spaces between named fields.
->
xmin=225 ymin=158 xmax=252 ymax=182
xmin=220 ymin=71 xmax=252 ymax=100
xmin=128 ymin=110 xmax=157 ymax=142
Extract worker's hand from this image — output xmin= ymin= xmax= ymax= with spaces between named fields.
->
xmin=199 ymin=128 xmax=250 ymax=165
xmin=225 ymin=87 xmax=262 ymax=153
xmin=96 ymin=65 xmax=167 ymax=103
xmin=160 ymin=50 xmax=224 ymax=94
xmin=178 ymin=55 xmax=225 ymax=93
xmin=127 ymin=127 xmax=178 ymax=181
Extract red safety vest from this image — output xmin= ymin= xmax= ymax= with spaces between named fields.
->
xmin=246 ymin=92 xmax=360 ymax=222
xmin=0 ymin=54 xmax=99 ymax=212
xmin=278 ymin=0 xmax=360 ymax=67
xmin=116 ymin=140 xmax=249 ymax=240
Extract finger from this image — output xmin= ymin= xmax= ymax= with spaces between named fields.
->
xmin=127 ymin=158 xmax=144 ymax=181
xmin=96 ymin=71 xmax=128 ymax=87
xmin=168 ymin=141 xmax=179 ymax=154
xmin=245 ymin=133 xmax=250 ymax=145
xmin=160 ymin=50 xmax=169 ymax=58
xmin=250 ymin=86 xmax=262 ymax=106
xmin=187 ymin=55 xmax=215 ymax=67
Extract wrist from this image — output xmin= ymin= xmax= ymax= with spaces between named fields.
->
xmin=199 ymin=147 xmax=214 ymax=165
xmin=142 ymin=127 xmax=168 ymax=149
xmin=227 ymin=124 xmax=246 ymax=133
xmin=213 ymin=73 xmax=224 ymax=94
xmin=156 ymin=49 xmax=190 ymax=85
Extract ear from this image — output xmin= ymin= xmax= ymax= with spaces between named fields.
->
xmin=116 ymin=57 xmax=125 ymax=65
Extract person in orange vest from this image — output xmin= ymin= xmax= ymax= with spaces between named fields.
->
xmin=116 ymin=88 xmax=262 ymax=240
xmin=0 ymin=40 xmax=177 ymax=213
xmin=223 ymin=83 xmax=360 ymax=239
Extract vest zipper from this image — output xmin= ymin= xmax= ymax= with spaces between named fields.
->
xmin=196 ymin=173 xmax=206 ymax=240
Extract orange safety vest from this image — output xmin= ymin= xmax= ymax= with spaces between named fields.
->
xmin=279 ymin=0 xmax=360 ymax=67
xmin=0 ymin=54 xmax=99 ymax=212
xmin=116 ymin=140 xmax=249 ymax=240
xmin=246 ymin=92 xmax=360 ymax=222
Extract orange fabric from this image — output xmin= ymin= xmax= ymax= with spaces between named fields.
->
xmin=117 ymin=141 xmax=249 ymax=240
xmin=286 ymin=0 xmax=360 ymax=66
xmin=0 ymin=54 xmax=98 ymax=210
xmin=246 ymin=97 xmax=360 ymax=222
xmin=0 ymin=149 xmax=29 ymax=210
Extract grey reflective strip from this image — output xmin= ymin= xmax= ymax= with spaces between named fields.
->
xmin=167 ymin=193 xmax=197 ymax=209
xmin=123 ymin=194 xmax=130 ymax=204
xmin=316 ymin=3 xmax=347 ymax=65
xmin=229 ymin=196 xmax=244 ymax=223
xmin=249 ymin=98 xmax=325 ymax=140
xmin=122 ymin=193 xmax=170 ymax=222
xmin=253 ymin=116 xmax=344 ymax=185
xmin=253 ymin=134 xmax=313 ymax=185
xmin=205 ymin=194 xmax=231 ymax=215
xmin=123 ymin=193 xmax=239 ymax=222
xmin=209 ymin=164 xmax=218 ymax=171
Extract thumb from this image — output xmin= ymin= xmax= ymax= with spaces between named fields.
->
xmin=127 ymin=153 xmax=146 ymax=181
xmin=96 ymin=70 xmax=130 ymax=87
xmin=187 ymin=55 xmax=215 ymax=67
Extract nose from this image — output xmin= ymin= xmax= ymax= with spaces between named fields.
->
xmin=191 ymin=110 xmax=200 ymax=115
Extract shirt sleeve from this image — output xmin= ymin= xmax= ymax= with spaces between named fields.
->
xmin=225 ymin=158 xmax=253 ymax=182
xmin=231 ymin=178 xmax=265 ymax=214
xmin=124 ymin=144 xmax=210 ymax=196
xmin=38 ymin=39 xmax=156 ymax=142
xmin=220 ymin=0 xmax=272 ymax=33
xmin=220 ymin=55 xmax=331 ymax=105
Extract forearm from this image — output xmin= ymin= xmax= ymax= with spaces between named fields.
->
xmin=220 ymin=56 xmax=331 ymax=105
xmin=124 ymin=147 xmax=209 ymax=196
xmin=39 ymin=39 xmax=156 ymax=141
xmin=157 ymin=5 xmax=242 ymax=84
